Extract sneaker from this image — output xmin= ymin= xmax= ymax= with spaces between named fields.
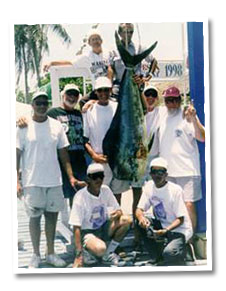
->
xmin=102 ymin=252 xmax=120 ymax=266
xmin=28 ymin=254 xmax=41 ymax=269
xmin=83 ymin=249 xmax=98 ymax=265
xmin=46 ymin=254 xmax=66 ymax=267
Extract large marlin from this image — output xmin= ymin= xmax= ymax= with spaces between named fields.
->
xmin=103 ymin=32 xmax=158 ymax=181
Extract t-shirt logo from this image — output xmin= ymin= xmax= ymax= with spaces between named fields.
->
xmin=90 ymin=205 xmax=106 ymax=229
xmin=175 ymin=129 xmax=183 ymax=137
xmin=154 ymin=201 xmax=167 ymax=220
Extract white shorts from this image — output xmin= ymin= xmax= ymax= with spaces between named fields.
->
xmin=23 ymin=186 xmax=64 ymax=217
xmin=167 ymin=176 xmax=202 ymax=202
xmin=102 ymin=163 xmax=130 ymax=194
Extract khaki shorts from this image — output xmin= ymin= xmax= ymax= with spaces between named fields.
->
xmin=167 ymin=176 xmax=202 ymax=202
xmin=23 ymin=186 xmax=64 ymax=217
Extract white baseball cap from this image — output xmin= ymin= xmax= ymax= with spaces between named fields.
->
xmin=143 ymin=84 xmax=158 ymax=96
xmin=32 ymin=91 xmax=48 ymax=102
xmin=87 ymin=163 xmax=104 ymax=175
xmin=62 ymin=84 xmax=80 ymax=95
xmin=150 ymin=157 xmax=168 ymax=170
xmin=94 ymin=77 xmax=112 ymax=90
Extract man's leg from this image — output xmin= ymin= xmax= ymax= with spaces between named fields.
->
xmin=44 ymin=211 xmax=58 ymax=255
xmin=29 ymin=215 xmax=42 ymax=256
xmin=185 ymin=201 xmax=197 ymax=232
xmin=132 ymin=187 xmax=142 ymax=245
xmin=161 ymin=232 xmax=186 ymax=266
xmin=84 ymin=234 xmax=107 ymax=257
xmin=109 ymin=215 xmax=132 ymax=242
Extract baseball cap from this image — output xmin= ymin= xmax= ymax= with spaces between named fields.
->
xmin=150 ymin=157 xmax=168 ymax=170
xmin=32 ymin=91 xmax=48 ymax=102
xmin=95 ymin=77 xmax=112 ymax=90
xmin=62 ymin=84 xmax=80 ymax=95
xmin=162 ymin=86 xmax=181 ymax=98
xmin=143 ymin=84 xmax=158 ymax=97
xmin=87 ymin=163 xmax=104 ymax=175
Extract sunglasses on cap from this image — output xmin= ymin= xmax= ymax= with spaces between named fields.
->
xmin=164 ymin=97 xmax=181 ymax=104
xmin=88 ymin=172 xmax=105 ymax=180
xmin=96 ymin=88 xmax=111 ymax=93
xmin=150 ymin=168 xmax=167 ymax=175
xmin=34 ymin=100 xmax=49 ymax=106
xmin=144 ymin=89 xmax=158 ymax=98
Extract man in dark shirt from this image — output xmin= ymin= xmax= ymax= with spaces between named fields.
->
xmin=47 ymin=84 xmax=87 ymax=206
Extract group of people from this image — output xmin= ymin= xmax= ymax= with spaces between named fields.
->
xmin=16 ymin=23 xmax=205 ymax=268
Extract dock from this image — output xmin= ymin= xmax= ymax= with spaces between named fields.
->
xmin=17 ymin=190 xmax=207 ymax=269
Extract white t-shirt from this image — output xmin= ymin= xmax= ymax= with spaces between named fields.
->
xmin=73 ymin=49 xmax=110 ymax=83
xmin=69 ymin=185 xmax=120 ymax=230
xmin=138 ymin=180 xmax=193 ymax=241
xmin=146 ymin=107 xmax=160 ymax=156
xmin=158 ymin=108 xmax=201 ymax=177
xmin=16 ymin=117 xmax=69 ymax=188
xmin=83 ymin=101 xmax=117 ymax=154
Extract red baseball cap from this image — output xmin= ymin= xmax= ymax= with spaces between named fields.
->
xmin=162 ymin=86 xmax=181 ymax=98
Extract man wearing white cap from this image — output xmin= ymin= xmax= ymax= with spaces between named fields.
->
xmin=69 ymin=163 xmax=132 ymax=267
xmin=83 ymin=76 xmax=130 ymax=197
xmin=16 ymin=91 xmax=80 ymax=268
xmin=17 ymin=84 xmax=87 ymax=206
xmin=136 ymin=157 xmax=193 ymax=266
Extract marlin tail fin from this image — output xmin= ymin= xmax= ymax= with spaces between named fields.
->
xmin=115 ymin=31 xmax=158 ymax=68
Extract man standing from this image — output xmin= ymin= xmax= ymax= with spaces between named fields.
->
xmin=159 ymin=86 xmax=205 ymax=232
xmin=83 ymin=76 xmax=130 ymax=200
xmin=47 ymin=84 xmax=87 ymax=207
xmin=69 ymin=163 xmax=132 ymax=267
xmin=136 ymin=157 xmax=193 ymax=266
xmin=16 ymin=92 xmax=78 ymax=268
xmin=108 ymin=23 xmax=158 ymax=95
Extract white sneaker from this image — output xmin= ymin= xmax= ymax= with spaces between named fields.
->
xmin=102 ymin=253 xmax=120 ymax=266
xmin=83 ymin=249 xmax=98 ymax=265
xmin=46 ymin=254 xmax=66 ymax=267
xmin=28 ymin=254 xmax=41 ymax=269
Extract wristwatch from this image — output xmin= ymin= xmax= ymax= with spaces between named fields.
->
xmin=75 ymin=250 xmax=82 ymax=258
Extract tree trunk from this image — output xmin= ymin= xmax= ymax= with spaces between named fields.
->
xmin=22 ymin=45 xmax=29 ymax=103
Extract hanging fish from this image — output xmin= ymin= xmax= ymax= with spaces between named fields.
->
xmin=103 ymin=32 xmax=158 ymax=181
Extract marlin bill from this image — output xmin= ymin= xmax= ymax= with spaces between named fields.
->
xmin=103 ymin=32 xmax=158 ymax=181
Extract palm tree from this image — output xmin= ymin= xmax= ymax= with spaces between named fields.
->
xmin=14 ymin=24 xmax=71 ymax=101
xmin=14 ymin=25 xmax=32 ymax=102
xmin=27 ymin=24 xmax=71 ymax=87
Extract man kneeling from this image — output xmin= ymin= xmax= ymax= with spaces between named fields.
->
xmin=136 ymin=157 xmax=193 ymax=266
xmin=69 ymin=163 xmax=132 ymax=267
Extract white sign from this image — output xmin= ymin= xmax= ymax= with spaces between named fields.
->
xmin=141 ymin=60 xmax=184 ymax=81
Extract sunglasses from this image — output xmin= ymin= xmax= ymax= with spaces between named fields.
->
xmin=165 ymin=97 xmax=181 ymax=104
xmin=97 ymin=88 xmax=111 ymax=93
xmin=150 ymin=169 xmax=167 ymax=175
xmin=144 ymin=89 xmax=158 ymax=98
xmin=66 ymin=90 xmax=79 ymax=97
xmin=34 ymin=101 xmax=49 ymax=106
xmin=88 ymin=172 xmax=105 ymax=180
